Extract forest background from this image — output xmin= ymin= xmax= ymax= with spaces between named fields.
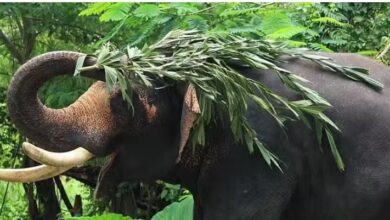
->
xmin=0 ymin=2 xmax=389 ymax=220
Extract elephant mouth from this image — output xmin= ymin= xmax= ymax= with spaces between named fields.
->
xmin=0 ymin=142 xmax=95 ymax=182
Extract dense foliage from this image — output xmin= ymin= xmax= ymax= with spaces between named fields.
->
xmin=0 ymin=2 xmax=389 ymax=220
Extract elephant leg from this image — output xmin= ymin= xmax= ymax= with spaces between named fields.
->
xmin=195 ymin=147 xmax=299 ymax=220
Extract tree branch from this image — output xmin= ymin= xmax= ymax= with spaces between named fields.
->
xmin=377 ymin=41 xmax=390 ymax=60
xmin=21 ymin=15 xmax=36 ymax=61
xmin=23 ymin=183 xmax=39 ymax=220
xmin=54 ymin=177 xmax=75 ymax=216
xmin=0 ymin=29 xmax=23 ymax=63
xmin=73 ymin=195 xmax=83 ymax=216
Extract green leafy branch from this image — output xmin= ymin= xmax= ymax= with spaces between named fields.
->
xmin=75 ymin=29 xmax=383 ymax=171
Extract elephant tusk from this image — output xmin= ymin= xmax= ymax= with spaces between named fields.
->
xmin=0 ymin=165 xmax=71 ymax=183
xmin=22 ymin=142 xmax=94 ymax=167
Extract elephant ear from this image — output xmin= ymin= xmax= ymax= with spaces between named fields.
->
xmin=177 ymin=84 xmax=201 ymax=163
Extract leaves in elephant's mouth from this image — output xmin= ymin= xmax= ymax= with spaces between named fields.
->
xmin=75 ymin=29 xmax=383 ymax=172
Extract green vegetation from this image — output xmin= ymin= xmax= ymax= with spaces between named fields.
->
xmin=0 ymin=3 xmax=389 ymax=220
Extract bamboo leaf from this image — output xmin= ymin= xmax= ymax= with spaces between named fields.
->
xmin=325 ymin=127 xmax=345 ymax=171
xmin=318 ymin=113 xmax=340 ymax=132
xmin=104 ymin=65 xmax=118 ymax=92
xmin=127 ymin=46 xmax=143 ymax=59
xmin=74 ymin=54 xmax=87 ymax=76
xmin=315 ymin=119 xmax=323 ymax=148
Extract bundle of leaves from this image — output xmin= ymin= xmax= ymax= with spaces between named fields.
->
xmin=75 ymin=29 xmax=383 ymax=171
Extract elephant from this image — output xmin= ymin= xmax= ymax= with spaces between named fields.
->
xmin=1 ymin=51 xmax=390 ymax=220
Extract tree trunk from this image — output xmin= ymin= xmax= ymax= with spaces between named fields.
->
xmin=35 ymin=179 xmax=61 ymax=219
xmin=24 ymin=158 xmax=61 ymax=220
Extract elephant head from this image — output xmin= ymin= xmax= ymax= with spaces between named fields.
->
xmin=0 ymin=51 xmax=201 ymax=188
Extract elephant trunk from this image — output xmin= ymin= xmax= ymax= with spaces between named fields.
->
xmin=7 ymin=51 xmax=117 ymax=155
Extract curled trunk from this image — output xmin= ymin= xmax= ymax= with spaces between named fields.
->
xmin=7 ymin=51 xmax=117 ymax=155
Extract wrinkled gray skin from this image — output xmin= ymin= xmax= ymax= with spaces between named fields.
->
xmin=7 ymin=51 xmax=390 ymax=220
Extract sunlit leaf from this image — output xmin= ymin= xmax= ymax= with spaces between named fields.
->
xmin=134 ymin=4 xmax=161 ymax=18
xmin=74 ymin=54 xmax=87 ymax=76
xmin=152 ymin=195 xmax=193 ymax=220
